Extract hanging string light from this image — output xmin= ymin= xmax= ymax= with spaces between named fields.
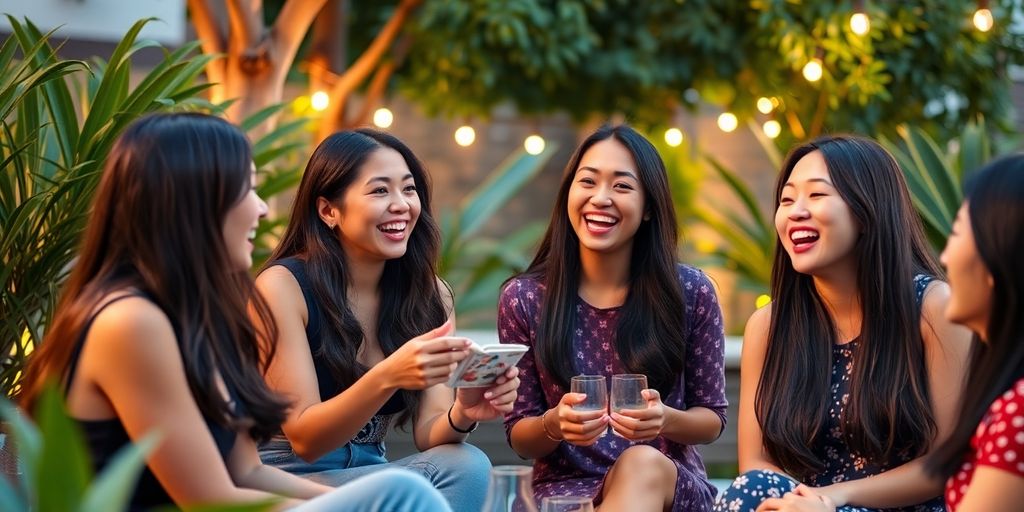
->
xmin=310 ymin=91 xmax=330 ymax=112
xmin=850 ymin=0 xmax=870 ymax=35
xmin=762 ymin=119 xmax=782 ymax=139
xmin=717 ymin=112 xmax=738 ymax=132
xmin=974 ymin=0 xmax=994 ymax=32
xmin=454 ymin=125 xmax=476 ymax=147
xmin=373 ymin=107 xmax=394 ymax=128
xmin=664 ymin=127 xmax=684 ymax=147
xmin=757 ymin=97 xmax=774 ymax=114
xmin=803 ymin=49 xmax=824 ymax=82
xmin=524 ymin=134 xmax=545 ymax=155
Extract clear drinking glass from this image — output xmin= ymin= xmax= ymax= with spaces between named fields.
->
xmin=482 ymin=466 xmax=540 ymax=512
xmin=540 ymin=496 xmax=595 ymax=512
xmin=570 ymin=375 xmax=608 ymax=437
xmin=610 ymin=374 xmax=647 ymax=437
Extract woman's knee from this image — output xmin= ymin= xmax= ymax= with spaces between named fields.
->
xmin=611 ymin=445 xmax=676 ymax=485
xmin=422 ymin=442 xmax=492 ymax=474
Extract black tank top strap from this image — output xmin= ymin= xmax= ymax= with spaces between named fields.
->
xmin=271 ymin=257 xmax=322 ymax=341
xmin=64 ymin=292 xmax=149 ymax=396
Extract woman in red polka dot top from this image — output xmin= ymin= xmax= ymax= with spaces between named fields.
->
xmin=925 ymin=154 xmax=1024 ymax=510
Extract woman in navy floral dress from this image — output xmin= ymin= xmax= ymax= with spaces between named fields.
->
xmin=499 ymin=124 xmax=728 ymax=511
xmin=713 ymin=136 xmax=972 ymax=512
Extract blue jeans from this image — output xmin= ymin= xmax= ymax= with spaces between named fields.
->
xmin=713 ymin=470 xmax=873 ymax=512
xmin=291 ymin=467 xmax=450 ymax=511
xmin=261 ymin=435 xmax=491 ymax=512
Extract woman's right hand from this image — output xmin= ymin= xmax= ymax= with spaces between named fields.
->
xmin=551 ymin=392 xmax=609 ymax=446
xmin=374 ymin=319 xmax=471 ymax=391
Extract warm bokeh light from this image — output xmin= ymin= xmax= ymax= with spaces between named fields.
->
xmin=373 ymin=107 xmax=394 ymax=128
xmin=694 ymin=238 xmax=717 ymax=254
xmin=850 ymin=12 xmax=870 ymax=35
xmin=757 ymin=97 xmax=774 ymax=114
xmin=664 ymin=127 xmax=684 ymax=147
xmin=762 ymin=120 xmax=782 ymax=139
xmin=524 ymin=134 xmax=546 ymax=155
xmin=454 ymin=125 xmax=476 ymax=147
xmin=310 ymin=91 xmax=329 ymax=112
xmin=756 ymin=294 xmax=772 ymax=309
xmin=974 ymin=8 xmax=994 ymax=32
xmin=803 ymin=59 xmax=823 ymax=82
xmin=717 ymin=112 xmax=738 ymax=133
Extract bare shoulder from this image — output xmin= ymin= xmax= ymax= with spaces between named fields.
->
xmin=744 ymin=303 xmax=773 ymax=345
xmin=86 ymin=296 xmax=179 ymax=361
xmin=255 ymin=264 xmax=306 ymax=317
xmin=435 ymin=275 xmax=454 ymax=311
xmin=919 ymin=280 xmax=972 ymax=354
xmin=256 ymin=264 xmax=303 ymax=298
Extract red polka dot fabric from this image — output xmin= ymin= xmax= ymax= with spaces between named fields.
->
xmin=946 ymin=378 xmax=1024 ymax=510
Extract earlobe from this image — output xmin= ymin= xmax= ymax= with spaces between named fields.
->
xmin=316 ymin=196 xmax=338 ymax=230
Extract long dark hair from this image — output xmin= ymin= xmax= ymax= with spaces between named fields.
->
xmin=518 ymin=124 xmax=686 ymax=395
xmin=756 ymin=135 xmax=943 ymax=480
xmin=264 ymin=129 xmax=446 ymax=425
xmin=21 ymin=113 xmax=289 ymax=441
xmin=927 ymin=155 xmax=1024 ymax=477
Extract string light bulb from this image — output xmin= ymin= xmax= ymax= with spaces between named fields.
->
xmin=524 ymin=134 xmax=545 ymax=155
xmin=762 ymin=120 xmax=782 ymax=139
xmin=803 ymin=58 xmax=823 ymax=82
xmin=850 ymin=12 xmax=870 ymax=35
xmin=974 ymin=5 xmax=994 ymax=32
xmin=310 ymin=91 xmax=329 ymax=112
xmin=454 ymin=125 xmax=476 ymax=147
xmin=757 ymin=97 xmax=774 ymax=114
xmin=664 ymin=127 xmax=684 ymax=147
xmin=373 ymin=107 xmax=394 ymax=128
xmin=717 ymin=112 xmax=738 ymax=133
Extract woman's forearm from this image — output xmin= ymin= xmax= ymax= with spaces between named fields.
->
xmin=822 ymin=457 xmax=944 ymax=507
xmin=661 ymin=406 xmax=723 ymax=445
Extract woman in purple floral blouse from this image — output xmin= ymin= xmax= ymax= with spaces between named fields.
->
xmin=499 ymin=124 xmax=728 ymax=511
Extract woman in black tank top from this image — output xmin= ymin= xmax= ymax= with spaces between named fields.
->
xmin=19 ymin=113 xmax=449 ymax=511
xmin=254 ymin=129 xmax=521 ymax=511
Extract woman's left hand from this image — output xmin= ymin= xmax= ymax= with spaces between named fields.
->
xmin=609 ymin=388 xmax=665 ymax=441
xmin=454 ymin=367 xmax=521 ymax=422
xmin=756 ymin=485 xmax=837 ymax=512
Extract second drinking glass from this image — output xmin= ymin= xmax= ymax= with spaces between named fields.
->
xmin=610 ymin=374 xmax=647 ymax=437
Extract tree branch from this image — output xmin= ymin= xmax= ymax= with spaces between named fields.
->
xmin=187 ymin=0 xmax=227 ymax=99
xmin=226 ymin=0 xmax=264 ymax=53
xmin=321 ymin=0 xmax=422 ymax=138
xmin=351 ymin=61 xmax=396 ymax=128
xmin=808 ymin=88 xmax=829 ymax=138
xmin=273 ymin=0 xmax=331 ymax=73
xmin=350 ymin=35 xmax=412 ymax=128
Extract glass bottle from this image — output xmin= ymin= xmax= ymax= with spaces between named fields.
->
xmin=481 ymin=465 xmax=539 ymax=512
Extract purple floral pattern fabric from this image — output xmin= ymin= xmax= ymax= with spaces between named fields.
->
xmin=499 ymin=264 xmax=728 ymax=511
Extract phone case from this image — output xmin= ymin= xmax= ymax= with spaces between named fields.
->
xmin=446 ymin=344 xmax=528 ymax=388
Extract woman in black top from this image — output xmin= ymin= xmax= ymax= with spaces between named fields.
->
xmin=19 ymin=113 xmax=450 ymax=511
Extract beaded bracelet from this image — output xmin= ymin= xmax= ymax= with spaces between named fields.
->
xmin=447 ymin=404 xmax=478 ymax=434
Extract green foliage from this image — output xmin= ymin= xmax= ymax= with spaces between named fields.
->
xmin=0 ymin=17 xmax=215 ymax=397
xmin=0 ymin=385 xmax=157 ymax=512
xmin=880 ymin=119 xmax=1000 ymax=249
xmin=439 ymin=145 xmax=557 ymax=326
xmin=243 ymin=104 xmax=311 ymax=270
xmin=693 ymin=155 xmax=775 ymax=293
xmin=399 ymin=0 xmax=1023 ymax=144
